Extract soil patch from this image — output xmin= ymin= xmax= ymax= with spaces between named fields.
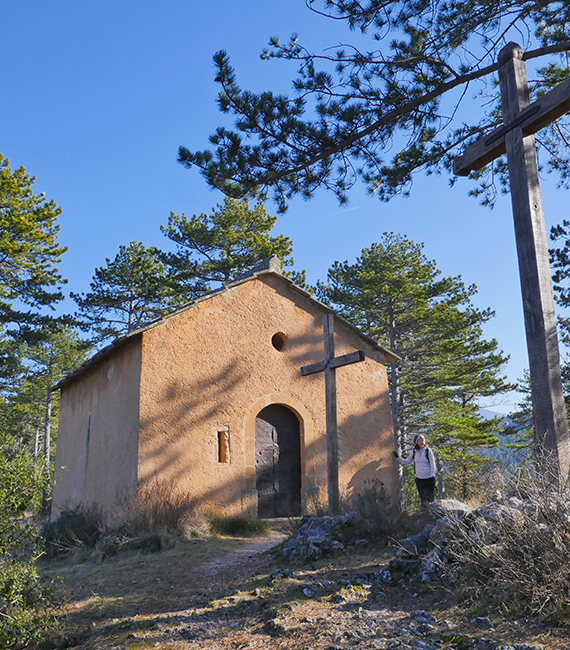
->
xmin=38 ymin=531 xmax=568 ymax=649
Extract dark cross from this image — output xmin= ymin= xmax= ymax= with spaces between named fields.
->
xmin=454 ymin=42 xmax=570 ymax=481
xmin=301 ymin=314 xmax=365 ymax=515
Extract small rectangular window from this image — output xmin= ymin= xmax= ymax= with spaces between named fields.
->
xmin=216 ymin=428 xmax=230 ymax=463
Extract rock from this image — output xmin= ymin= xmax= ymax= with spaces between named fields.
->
xmin=420 ymin=548 xmax=445 ymax=583
xmin=336 ymin=579 xmax=352 ymax=588
xmin=473 ymin=503 xmax=523 ymax=525
xmin=440 ymin=620 xmax=457 ymax=630
xmin=266 ymin=568 xmax=295 ymax=585
xmin=387 ymin=557 xmax=421 ymax=576
xmin=427 ymin=499 xmax=473 ymax=518
xmin=352 ymin=572 xmax=370 ymax=585
xmin=470 ymin=516 xmax=500 ymax=545
xmin=263 ymin=618 xmax=297 ymax=637
xmin=281 ymin=512 xmax=362 ymax=561
xmin=471 ymin=616 xmax=494 ymax=629
xmin=396 ymin=523 xmax=434 ymax=557
xmin=409 ymin=610 xmax=437 ymax=624
xmin=373 ymin=568 xmax=392 ymax=584
xmin=429 ymin=516 xmax=462 ymax=547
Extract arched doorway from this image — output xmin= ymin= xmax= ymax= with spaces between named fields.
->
xmin=255 ymin=404 xmax=301 ymax=518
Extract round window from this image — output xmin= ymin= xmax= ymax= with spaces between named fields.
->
xmin=271 ymin=332 xmax=288 ymax=351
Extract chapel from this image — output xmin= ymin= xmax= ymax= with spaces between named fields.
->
xmin=51 ymin=257 xmax=399 ymax=522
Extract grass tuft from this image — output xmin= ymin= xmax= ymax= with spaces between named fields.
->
xmin=210 ymin=515 xmax=268 ymax=536
xmin=442 ymin=464 xmax=570 ymax=624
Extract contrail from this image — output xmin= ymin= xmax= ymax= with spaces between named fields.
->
xmin=315 ymin=206 xmax=360 ymax=220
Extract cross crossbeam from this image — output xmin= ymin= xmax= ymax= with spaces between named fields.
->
xmin=300 ymin=350 xmax=365 ymax=377
xmin=454 ymin=75 xmax=570 ymax=177
xmin=301 ymin=314 xmax=366 ymax=515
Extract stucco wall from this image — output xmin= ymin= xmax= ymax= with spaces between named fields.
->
xmin=137 ymin=274 xmax=396 ymax=515
xmin=51 ymin=338 xmax=142 ymax=522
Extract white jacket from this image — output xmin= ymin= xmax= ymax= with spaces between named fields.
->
xmin=398 ymin=447 xmax=436 ymax=479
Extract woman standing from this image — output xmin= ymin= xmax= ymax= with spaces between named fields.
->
xmin=393 ymin=434 xmax=436 ymax=505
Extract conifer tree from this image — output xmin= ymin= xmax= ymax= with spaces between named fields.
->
xmin=72 ymin=241 xmax=182 ymax=345
xmin=160 ymin=197 xmax=302 ymax=298
xmin=0 ymin=154 xmax=66 ymax=339
xmin=0 ymin=325 xmax=89 ymax=470
xmin=0 ymin=156 xmax=69 ymax=643
xmin=550 ymin=219 xmax=570 ymax=373
xmin=317 ymin=233 xmax=511 ymax=495
xmin=179 ymin=1 xmax=570 ymax=210
xmin=427 ymin=397 xmax=500 ymax=500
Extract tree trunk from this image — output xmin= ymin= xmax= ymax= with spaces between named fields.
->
xmin=388 ymin=302 xmax=405 ymax=496
xmin=33 ymin=426 xmax=41 ymax=467
xmin=436 ymin=456 xmax=446 ymax=500
xmin=41 ymin=378 xmax=53 ymax=516
xmin=43 ymin=385 xmax=52 ymax=475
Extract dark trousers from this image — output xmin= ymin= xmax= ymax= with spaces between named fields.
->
xmin=415 ymin=476 xmax=436 ymax=504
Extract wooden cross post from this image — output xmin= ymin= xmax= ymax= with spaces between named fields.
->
xmin=454 ymin=42 xmax=570 ymax=482
xmin=301 ymin=314 xmax=365 ymax=515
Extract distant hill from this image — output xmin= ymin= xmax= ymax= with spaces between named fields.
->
xmin=477 ymin=408 xmax=529 ymax=467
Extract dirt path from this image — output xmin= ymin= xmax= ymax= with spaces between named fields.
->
xmin=194 ymin=531 xmax=287 ymax=582
xmin=41 ymin=532 xmax=566 ymax=650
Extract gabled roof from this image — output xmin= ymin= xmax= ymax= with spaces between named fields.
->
xmin=56 ymin=259 xmax=399 ymax=389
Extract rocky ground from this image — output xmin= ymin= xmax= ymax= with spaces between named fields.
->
xmin=37 ymin=523 xmax=568 ymax=650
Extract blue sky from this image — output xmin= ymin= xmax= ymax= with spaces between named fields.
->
xmin=2 ymin=1 xmax=568 ymax=413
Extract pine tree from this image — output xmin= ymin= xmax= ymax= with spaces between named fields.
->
xmin=160 ymin=197 xmax=301 ymax=298
xmin=428 ymin=397 xmax=500 ymax=500
xmin=0 ymin=325 xmax=90 ymax=471
xmin=550 ymin=219 xmax=570 ymax=369
xmin=0 ymin=156 xmax=69 ymax=643
xmin=72 ymin=241 xmax=182 ymax=345
xmin=178 ymin=1 xmax=570 ymax=211
xmin=317 ymin=233 xmax=511 ymax=495
xmin=0 ymin=154 xmax=67 ymax=339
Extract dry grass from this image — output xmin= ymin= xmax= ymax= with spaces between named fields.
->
xmin=442 ymin=465 xmax=570 ymax=623
xmin=41 ymin=536 xmax=252 ymax=620
xmin=343 ymin=479 xmax=422 ymax=541
xmin=121 ymin=479 xmax=200 ymax=535
xmin=36 ymin=528 xmax=570 ymax=650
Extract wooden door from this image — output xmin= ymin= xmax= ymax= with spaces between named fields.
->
xmin=255 ymin=404 xmax=301 ymax=518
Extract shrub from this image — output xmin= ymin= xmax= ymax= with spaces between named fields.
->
xmin=0 ymin=445 xmax=57 ymax=646
xmin=344 ymin=480 xmax=421 ymax=542
xmin=95 ymin=529 xmax=176 ymax=560
xmin=41 ymin=507 xmax=105 ymax=559
xmin=210 ymin=515 xmax=268 ymax=536
xmin=124 ymin=478 xmax=198 ymax=534
xmin=442 ymin=465 xmax=570 ymax=623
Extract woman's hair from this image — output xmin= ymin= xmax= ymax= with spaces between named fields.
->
xmin=413 ymin=434 xmax=427 ymax=450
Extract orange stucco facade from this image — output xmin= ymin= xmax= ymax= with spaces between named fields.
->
xmin=52 ymin=270 xmax=398 ymax=522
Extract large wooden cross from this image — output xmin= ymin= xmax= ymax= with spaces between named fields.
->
xmin=454 ymin=42 xmax=570 ymax=481
xmin=301 ymin=314 xmax=365 ymax=515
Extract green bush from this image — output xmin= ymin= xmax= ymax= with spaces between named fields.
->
xmin=0 ymin=446 xmax=57 ymax=646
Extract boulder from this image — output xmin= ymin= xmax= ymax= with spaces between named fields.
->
xmin=281 ymin=512 xmax=362 ymax=560
xmin=427 ymin=499 xmax=473 ymax=518
xmin=396 ymin=523 xmax=434 ymax=557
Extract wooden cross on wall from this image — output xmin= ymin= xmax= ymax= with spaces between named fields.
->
xmin=301 ymin=314 xmax=365 ymax=515
xmin=454 ymin=42 xmax=570 ymax=481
